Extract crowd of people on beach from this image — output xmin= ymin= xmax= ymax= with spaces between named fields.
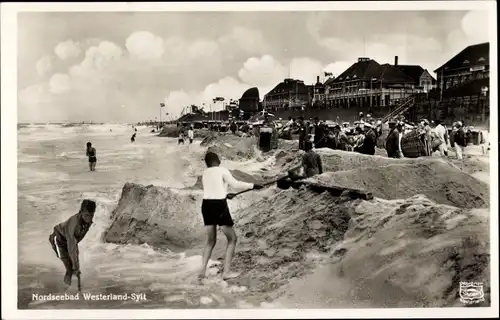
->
xmin=274 ymin=112 xmax=480 ymax=160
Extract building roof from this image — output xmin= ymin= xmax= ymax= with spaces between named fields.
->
xmin=240 ymin=87 xmax=260 ymax=100
xmin=329 ymin=59 xmax=414 ymax=84
xmin=265 ymin=78 xmax=309 ymax=97
xmin=331 ymin=59 xmax=380 ymax=83
xmin=324 ymin=77 xmax=336 ymax=86
xmin=442 ymin=77 xmax=489 ymax=98
xmin=434 ymin=42 xmax=489 ymax=73
xmin=396 ymin=65 xmax=425 ymax=84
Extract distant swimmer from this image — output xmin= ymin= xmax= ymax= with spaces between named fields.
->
xmin=131 ymin=133 xmax=136 ymax=143
xmin=48 ymin=199 xmax=96 ymax=287
xmin=135 ymin=128 xmax=137 ymax=132
xmin=86 ymin=142 xmax=97 ymax=171
xmin=187 ymin=128 xmax=194 ymax=144
xmin=178 ymin=131 xmax=185 ymax=145
xmin=288 ymin=140 xmax=323 ymax=179
xmin=198 ymin=152 xmax=263 ymax=281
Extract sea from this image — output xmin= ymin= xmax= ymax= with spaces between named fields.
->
xmin=17 ymin=123 xmax=272 ymax=309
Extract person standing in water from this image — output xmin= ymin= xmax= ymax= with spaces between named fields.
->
xmin=131 ymin=133 xmax=136 ymax=143
xmin=178 ymin=131 xmax=185 ymax=145
xmin=86 ymin=142 xmax=97 ymax=171
xmin=187 ymin=127 xmax=194 ymax=144
xmin=48 ymin=199 xmax=96 ymax=287
xmin=198 ymin=152 xmax=263 ymax=281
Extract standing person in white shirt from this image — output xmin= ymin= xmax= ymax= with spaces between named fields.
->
xmin=198 ymin=152 xmax=263 ymax=281
xmin=433 ymin=119 xmax=448 ymax=156
xmin=187 ymin=126 xmax=194 ymax=144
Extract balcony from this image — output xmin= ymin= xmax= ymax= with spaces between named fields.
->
xmin=326 ymin=87 xmax=420 ymax=100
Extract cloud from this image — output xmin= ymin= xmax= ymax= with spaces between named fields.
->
xmin=289 ymin=58 xmax=324 ymax=84
xmin=202 ymin=77 xmax=250 ymax=103
xmin=18 ymin=11 xmax=492 ymax=122
xmin=126 ymin=31 xmax=165 ymax=60
xmin=238 ymin=55 xmax=287 ymax=87
xmin=54 ymin=40 xmax=82 ymax=60
xmin=187 ymin=39 xmax=219 ymax=60
xmin=69 ymin=40 xmax=123 ymax=86
xmin=49 ymin=73 xmax=71 ymax=94
xmin=36 ymin=55 xmax=53 ymax=77
xmin=219 ymin=27 xmax=268 ymax=55
xmin=461 ymin=11 xmax=489 ymax=40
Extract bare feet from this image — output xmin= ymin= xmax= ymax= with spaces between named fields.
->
xmin=64 ymin=274 xmax=72 ymax=286
xmin=222 ymin=271 xmax=240 ymax=280
xmin=197 ymin=272 xmax=205 ymax=284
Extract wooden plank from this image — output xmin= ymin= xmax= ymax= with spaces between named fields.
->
xmin=282 ymin=179 xmax=373 ymax=200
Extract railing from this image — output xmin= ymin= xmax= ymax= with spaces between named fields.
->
xmin=381 ymin=94 xmax=419 ymax=123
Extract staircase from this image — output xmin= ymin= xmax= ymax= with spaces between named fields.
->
xmin=381 ymin=93 xmax=423 ymax=123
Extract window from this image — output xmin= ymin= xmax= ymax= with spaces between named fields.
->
xmin=346 ymin=76 xmax=350 ymax=80
xmin=353 ymin=75 xmax=357 ymax=78
xmin=463 ymin=59 xmax=470 ymax=64
xmin=478 ymin=57 xmax=485 ymax=62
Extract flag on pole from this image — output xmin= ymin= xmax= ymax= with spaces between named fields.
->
xmin=160 ymin=103 xmax=165 ymax=107
xmin=324 ymin=72 xmax=333 ymax=77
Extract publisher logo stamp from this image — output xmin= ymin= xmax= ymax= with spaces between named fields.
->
xmin=459 ymin=282 xmax=485 ymax=305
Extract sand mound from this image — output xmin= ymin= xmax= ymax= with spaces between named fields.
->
xmin=103 ymin=180 xmax=270 ymax=249
xmin=104 ymin=179 xmax=490 ymax=307
xmin=306 ymin=158 xmax=489 ymax=208
xmin=102 ymin=183 xmax=205 ymax=249
xmin=158 ymin=125 xmax=181 ymax=137
xmin=334 ymin=195 xmax=490 ymax=307
xmin=274 ymin=195 xmax=490 ymax=308
xmin=158 ymin=125 xmax=214 ymax=140
xmin=200 ymin=134 xmax=261 ymax=161
xmin=210 ymin=188 xmax=489 ymax=307
xmin=200 ymin=134 xmax=298 ymax=162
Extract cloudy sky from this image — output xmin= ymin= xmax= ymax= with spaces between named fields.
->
xmin=17 ymin=9 xmax=490 ymax=122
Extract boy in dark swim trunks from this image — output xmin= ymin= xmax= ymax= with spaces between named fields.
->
xmin=198 ymin=152 xmax=263 ymax=281
xmin=48 ymin=199 xmax=96 ymax=287
xmin=86 ymin=142 xmax=97 ymax=171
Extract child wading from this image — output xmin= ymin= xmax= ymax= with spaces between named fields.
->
xmin=86 ymin=142 xmax=97 ymax=171
xmin=199 ymin=152 xmax=263 ymax=281
xmin=48 ymin=199 xmax=96 ymax=287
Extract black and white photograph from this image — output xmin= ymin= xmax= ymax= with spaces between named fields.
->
xmin=1 ymin=1 xmax=498 ymax=319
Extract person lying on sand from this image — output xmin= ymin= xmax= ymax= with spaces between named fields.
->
xmin=86 ymin=142 xmax=97 ymax=171
xmin=198 ymin=152 xmax=263 ymax=281
xmin=288 ymin=140 xmax=323 ymax=179
xmin=48 ymin=199 xmax=96 ymax=287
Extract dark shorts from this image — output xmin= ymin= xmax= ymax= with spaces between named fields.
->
xmin=48 ymin=230 xmax=69 ymax=259
xmin=189 ymin=138 xmax=193 ymax=144
xmin=89 ymin=156 xmax=97 ymax=163
xmin=178 ymin=139 xmax=184 ymax=144
xmin=201 ymin=199 xmax=234 ymax=226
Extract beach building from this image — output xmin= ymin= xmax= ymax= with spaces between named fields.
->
xmin=433 ymin=42 xmax=489 ymax=124
xmin=396 ymin=64 xmax=437 ymax=93
xmin=324 ymin=56 xmax=423 ymax=109
xmin=262 ymin=78 xmax=310 ymax=111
